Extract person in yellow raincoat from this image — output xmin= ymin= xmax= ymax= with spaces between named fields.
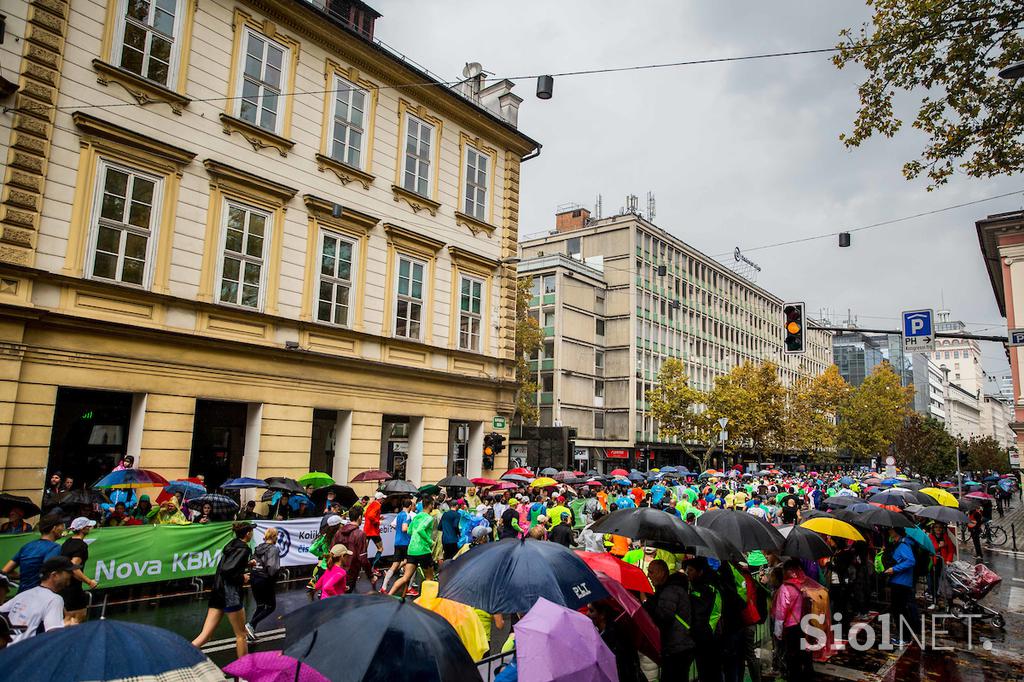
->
xmin=148 ymin=497 xmax=190 ymax=525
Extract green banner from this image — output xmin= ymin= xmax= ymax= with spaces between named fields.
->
xmin=0 ymin=522 xmax=234 ymax=589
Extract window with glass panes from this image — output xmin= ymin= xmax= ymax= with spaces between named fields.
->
xmin=317 ymin=231 xmax=354 ymax=325
xmin=219 ymin=203 xmax=268 ymax=309
xmin=90 ymin=162 xmax=159 ymax=286
xmin=330 ymin=77 xmax=367 ymax=168
xmin=238 ymin=30 xmax=286 ymax=132
xmin=117 ymin=0 xmax=178 ymax=86
xmin=458 ymin=275 xmax=483 ymax=351
xmin=463 ymin=147 xmax=488 ymax=220
xmin=395 ymin=255 xmax=425 ymax=339
xmin=403 ymin=116 xmax=433 ymax=196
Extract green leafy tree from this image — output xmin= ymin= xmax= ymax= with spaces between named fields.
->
xmin=706 ymin=361 xmax=786 ymax=458
xmin=837 ymin=362 xmax=914 ymax=458
xmin=646 ymin=358 xmax=719 ymax=470
xmin=834 ymin=1 xmax=1024 ymax=188
xmin=512 ymin=278 xmax=543 ymax=425
xmin=894 ymin=413 xmax=958 ymax=478
xmin=962 ymin=435 xmax=1010 ymax=473
xmin=784 ymin=365 xmax=851 ymax=458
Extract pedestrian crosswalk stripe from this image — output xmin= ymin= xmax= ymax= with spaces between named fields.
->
xmin=1008 ymin=587 xmax=1024 ymax=614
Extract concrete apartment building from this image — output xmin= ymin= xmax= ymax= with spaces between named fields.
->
xmin=517 ymin=208 xmax=832 ymax=471
xmin=0 ymin=0 xmax=540 ymax=502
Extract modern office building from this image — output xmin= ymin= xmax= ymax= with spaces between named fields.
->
xmin=832 ymin=330 xmax=885 ymax=387
xmin=516 ymin=207 xmax=833 ymax=470
xmin=911 ymin=353 xmax=946 ymax=423
xmin=944 ymin=377 xmax=982 ymax=440
xmin=0 ymin=0 xmax=540 ymax=502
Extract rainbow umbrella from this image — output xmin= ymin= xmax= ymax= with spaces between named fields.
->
xmin=93 ymin=468 xmax=169 ymax=490
xmin=415 ymin=581 xmax=489 ymax=661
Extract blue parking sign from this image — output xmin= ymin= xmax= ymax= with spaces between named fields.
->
xmin=902 ymin=309 xmax=934 ymax=352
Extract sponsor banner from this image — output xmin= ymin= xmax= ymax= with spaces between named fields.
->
xmin=606 ymin=449 xmax=629 ymax=459
xmin=0 ymin=523 xmax=234 ymax=589
xmin=253 ymin=514 xmax=398 ymax=566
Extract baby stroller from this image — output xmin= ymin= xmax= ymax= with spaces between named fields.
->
xmin=946 ymin=560 xmax=1005 ymax=628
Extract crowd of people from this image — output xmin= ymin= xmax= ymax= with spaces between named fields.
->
xmin=0 ymin=461 xmax=1017 ymax=680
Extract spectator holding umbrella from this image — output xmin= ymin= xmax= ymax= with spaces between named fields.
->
xmin=643 ymin=558 xmax=695 ymax=680
xmin=0 ymin=504 xmax=34 ymax=535
xmin=683 ymin=557 xmax=723 ymax=681
xmin=884 ymin=527 xmax=920 ymax=646
xmin=927 ymin=521 xmax=955 ymax=610
xmin=587 ymin=599 xmax=644 ymax=682
xmin=40 ymin=473 xmax=63 ymax=514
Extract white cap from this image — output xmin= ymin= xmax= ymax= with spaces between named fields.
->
xmin=476 ymin=504 xmax=488 ymax=513
xmin=374 ymin=492 xmax=385 ymax=500
xmin=472 ymin=525 xmax=490 ymax=539
xmin=70 ymin=517 xmax=96 ymax=531
xmin=326 ymin=514 xmax=343 ymax=526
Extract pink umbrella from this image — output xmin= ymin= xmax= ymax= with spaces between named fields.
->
xmin=594 ymin=571 xmax=661 ymax=663
xmin=223 ymin=652 xmax=329 ymax=682
xmin=965 ymin=492 xmax=995 ymax=500
xmin=484 ymin=480 xmax=519 ymax=491
xmin=515 ymin=597 xmax=617 ymax=682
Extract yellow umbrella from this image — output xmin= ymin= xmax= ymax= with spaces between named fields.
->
xmin=800 ymin=517 xmax=865 ymax=542
xmin=414 ymin=581 xmax=489 ymax=661
xmin=530 ymin=477 xmax=558 ymax=488
xmin=920 ymin=487 xmax=959 ymax=508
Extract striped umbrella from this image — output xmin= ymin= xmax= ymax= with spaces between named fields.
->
xmin=93 ymin=468 xmax=169 ymax=490
xmin=185 ymin=494 xmax=239 ymax=517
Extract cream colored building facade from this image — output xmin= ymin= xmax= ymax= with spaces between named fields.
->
xmin=518 ymin=208 xmax=833 ymax=469
xmin=0 ymin=0 xmax=539 ymax=501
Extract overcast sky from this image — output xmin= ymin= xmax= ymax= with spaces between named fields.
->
xmin=373 ymin=0 xmax=1018 ymax=378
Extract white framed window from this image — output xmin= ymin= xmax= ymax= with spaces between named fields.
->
xmin=463 ymin=146 xmax=488 ymax=220
xmin=394 ymin=255 xmax=425 ymax=339
xmin=114 ymin=0 xmax=181 ymax=86
xmin=237 ymin=29 xmax=288 ymax=133
xmin=316 ymin=230 xmax=355 ymax=326
xmin=330 ymin=77 xmax=368 ymax=169
xmin=87 ymin=160 xmax=161 ymax=288
xmin=458 ymin=275 xmax=483 ymax=352
xmin=402 ymin=115 xmax=433 ymax=196
xmin=595 ymin=350 xmax=604 ymax=371
xmin=217 ymin=201 xmax=269 ymax=309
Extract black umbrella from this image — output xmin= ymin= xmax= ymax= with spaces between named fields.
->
xmin=779 ymin=525 xmax=833 ymax=561
xmin=283 ymin=595 xmax=479 ymax=682
xmin=311 ymin=484 xmax=358 ymax=508
xmin=437 ymin=538 xmax=608 ymax=613
xmin=0 ymin=493 xmax=40 ymax=518
xmin=265 ymin=476 xmax=304 ymax=494
xmin=628 ymin=472 xmax=646 ymax=482
xmin=801 ymin=509 xmax=834 ymax=521
xmin=893 ymin=481 xmax=925 ymax=491
xmin=590 ymin=507 xmax=707 ymax=549
xmin=852 ymin=506 xmax=913 ymax=528
xmin=916 ymin=506 xmax=969 ymax=524
xmin=184 ymin=494 xmax=239 ymax=517
xmin=868 ymin=491 xmax=910 ymax=508
xmin=501 ymin=474 xmax=531 ymax=484
xmin=436 ymin=475 xmax=472 ymax=488
xmin=903 ymin=490 xmax=941 ymax=506
xmin=379 ymin=479 xmax=419 ymax=496
xmin=830 ymin=509 xmax=874 ymax=531
xmin=692 ymin=526 xmax=744 ymax=562
xmin=57 ymin=489 xmax=108 ymax=507
xmin=823 ymin=496 xmax=860 ymax=508
xmin=540 ymin=467 xmax=558 ymax=476
xmin=695 ymin=509 xmax=785 ymax=553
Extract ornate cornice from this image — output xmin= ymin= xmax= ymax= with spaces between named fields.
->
xmin=303 ymin=194 xmax=379 ymax=235
xmin=203 ymin=159 xmax=298 ymax=204
xmin=92 ymin=59 xmax=191 ymax=115
xmin=219 ymin=114 xmax=295 ymax=157
xmin=315 ymin=153 xmax=375 ymax=190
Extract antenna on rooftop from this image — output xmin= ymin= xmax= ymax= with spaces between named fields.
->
xmin=594 ymin=194 xmax=602 ymax=219
xmin=646 ymin=192 xmax=656 ymax=223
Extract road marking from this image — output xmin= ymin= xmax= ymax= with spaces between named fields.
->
xmin=1008 ymin=587 xmax=1024 ymax=614
xmin=200 ymin=626 xmax=286 ymax=653
xmin=202 ymin=632 xmax=286 ymax=654
xmin=1012 ymin=577 xmax=1024 ymax=584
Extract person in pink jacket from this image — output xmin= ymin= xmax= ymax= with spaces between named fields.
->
xmin=772 ymin=559 xmax=813 ymax=679
xmin=314 ymin=544 xmax=351 ymax=599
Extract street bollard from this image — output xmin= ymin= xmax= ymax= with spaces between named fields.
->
xmin=1013 ymin=524 xmax=1018 ymax=552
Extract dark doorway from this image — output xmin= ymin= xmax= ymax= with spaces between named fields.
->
xmin=379 ymin=416 xmax=409 ymax=480
xmin=448 ymin=421 xmax=468 ymax=477
xmin=189 ymin=400 xmax=248 ymax=490
xmin=309 ymin=409 xmax=337 ymax=474
xmin=47 ymin=387 xmax=133 ymax=489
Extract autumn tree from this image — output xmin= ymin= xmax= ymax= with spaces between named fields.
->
xmin=893 ymin=413 xmax=958 ymax=479
xmin=834 ymin=1 xmax=1024 ymax=188
xmin=512 ymin=277 xmax=543 ymax=425
xmin=706 ymin=361 xmax=786 ymax=458
xmin=962 ymin=435 xmax=1010 ymax=473
xmin=784 ymin=365 xmax=851 ymax=458
xmin=646 ymin=358 xmax=719 ymax=470
xmin=837 ymin=362 xmax=914 ymax=459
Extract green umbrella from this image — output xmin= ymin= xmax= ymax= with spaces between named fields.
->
xmin=299 ymin=472 xmax=335 ymax=489
xmin=419 ymin=484 xmax=441 ymax=496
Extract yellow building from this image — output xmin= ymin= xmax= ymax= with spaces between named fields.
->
xmin=0 ymin=0 xmax=539 ymax=503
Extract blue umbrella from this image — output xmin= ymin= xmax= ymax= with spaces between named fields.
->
xmin=660 ymin=466 xmax=678 ymax=473
xmin=438 ymin=537 xmax=609 ymax=613
xmin=880 ymin=478 xmax=901 ymax=486
xmin=906 ymin=527 xmax=936 ymax=554
xmin=221 ymin=476 xmax=267 ymax=489
xmin=0 ymin=619 xmax=221 ymax=681
xmin=983 ymin=474 xmax=1000 ymax=482
xmin=164 ymin=480 xmax=206 ymax=499
xmin=999 ymin=479 xmax=1014 ymax=492
xmin=613 ymin=478 xmax=631 ymax=486
xmin=839 ymin=476 xmax=854 ymax=486
xmin=628 ymin=471 xmax=646 ymax=482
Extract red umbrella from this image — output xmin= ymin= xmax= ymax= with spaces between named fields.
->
xmin=965 ymin=491 xmax=995 ymax=500
xmin=593 ymin=571 xmax=661 ymax=663
xmin=610 ymin=469 xmax=629 ymax=476
xmin=503 ymin=468 xmax=533 ymax=478
xmin=574 ymin=550 xmax=653 ymax=594
xmin=553 ymin=471 xmax=578 ymax=481
xmin=485 ymin=481 xmax=519 ymax=491
xmin=471 ymin=477 xmax=499 ymax=486
xmin=584 ymin=480 xmax=604 ymax=488
xmin=350 ymin=470 xmax=392 ymax=483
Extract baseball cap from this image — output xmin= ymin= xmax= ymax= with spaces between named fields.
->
xmin=326 ymin=514 xmax=343 ymax=526
xmin=374 ymin=492 xmax=385 ymax=500
xmin=40 ymin=556 xmax=75 ymax=578
xmin=330 ymin=544 xmax=352 ymax=558
xmin=476 ymin=504 xmax=487 ymax=513
xmin=471 ymin=525 xmax=490 ymax=539
xmin=70 ymin=517 xmax=97 ymax=531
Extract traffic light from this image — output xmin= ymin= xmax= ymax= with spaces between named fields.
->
xmin=491 ymin=432 xmax=506 ymax=455
xmin=483 ymin=433 xmax=496 ymax=470
xmin=783 ymin=302 xmax=805 ymax=354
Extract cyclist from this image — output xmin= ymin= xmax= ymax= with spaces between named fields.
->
xmin=967 ymin=507 xmax=984 ymax=560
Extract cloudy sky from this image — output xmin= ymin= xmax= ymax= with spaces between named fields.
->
xmin=373 ymin=0 xmax=1018 ymax=378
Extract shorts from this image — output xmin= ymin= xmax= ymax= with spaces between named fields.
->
xmin=442 ymin=543 xmax=459 ymax=560
xmin=209 ymin=582 xmax=244 ymax=613
xmin=367 ymin=535 xmax=382 ymax=545
xmin=407 ymin=553 xmax=434 ymax=569
xmin=393 ymin=545 xmax=408 ymax=560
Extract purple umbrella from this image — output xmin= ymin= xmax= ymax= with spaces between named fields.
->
xmin=223 ymin=651 xmax=329 ymax=682
xmin=514 ymin=597 xmax=617 ymax=682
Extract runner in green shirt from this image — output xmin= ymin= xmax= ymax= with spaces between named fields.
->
xmin=388 ymin=497 xmax=436 ymax=598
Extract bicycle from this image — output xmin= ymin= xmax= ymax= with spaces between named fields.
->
xmin=958 ymin=522 xmax=1008 ymax=547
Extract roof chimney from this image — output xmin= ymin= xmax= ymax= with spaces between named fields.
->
xmin=555 ymin=207 xmax=591 ymax=233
